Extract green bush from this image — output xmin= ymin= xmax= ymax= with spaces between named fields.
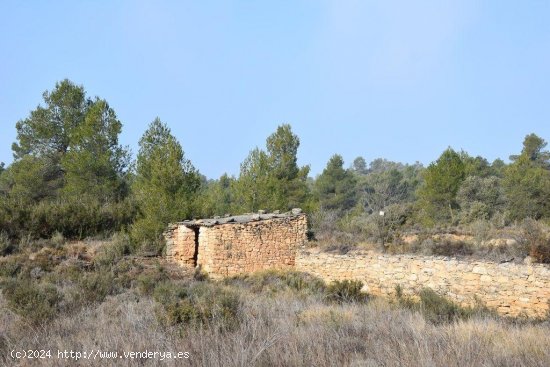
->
xmin=418 ymin=288 xmax=471 ymax=324
xmin=73 ymin=270 xmax=119 ymax=305
xmin=393 ymin=286 xmax=491 ymax=324
xmin=0 ymin=256 xmax=22 ymax=277
xmin=136 ymin=266 xmax=169 ymax=296
xmin=326 ymin=280 xmax=367 ymax=303
xmin=0 ymin=198 xmax=31 ymax=238
xmin=153 ymin=281 xmax=241 ymax=329
xmin=2 ymin=279 xmax=62 ymax=325
xmin=0 ymin=231 xmax=12 ymax=256
xmin=27 ymin=196 xmax=137 ymax=239
xmin=224 ymin=270 xmax=326 ymax=296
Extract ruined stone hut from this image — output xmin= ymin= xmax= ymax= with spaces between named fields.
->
xmin=164 ymin=209 xmax=307 ymax=278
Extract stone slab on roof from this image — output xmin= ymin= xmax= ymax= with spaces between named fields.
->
xmin=174 ymin=208 xmax=303 ymax=228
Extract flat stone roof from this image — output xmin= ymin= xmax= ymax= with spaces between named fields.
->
xmin=175 ymin=208 xmax=303 ymax=228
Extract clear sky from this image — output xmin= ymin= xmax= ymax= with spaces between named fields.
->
xmin=1 ymin=1 xmax=549 ymax=178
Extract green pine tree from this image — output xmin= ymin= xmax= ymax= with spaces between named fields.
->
xmin=504 ymin=134 xmax=550 ymax=220
xmin=315 ymin=154 xmax=357 ymax=212
xmin=131 ymin=118 xmax=201 ymax=248
xmin=417 ymin=148 xmax=465 ymax=224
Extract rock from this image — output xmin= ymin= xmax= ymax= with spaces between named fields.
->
xmin=524 ymin=256 xmax=534 ymax=265
xmin=291 ymin=208 xmax=302 ymax=215
xmin=480 ymin=275 xmax=492 ymax=282
xmin=506 ymin=238 xmax=518 ymax=246
xmin=472 ymin=266 xmax=488 ymax=275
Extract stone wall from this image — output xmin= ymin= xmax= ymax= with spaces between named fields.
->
xmin=165 ymin=224 xmax=196 ymax=266
xmin=198 ymin=214 xmax=307 ymax=277
xmin=165 ymin=213 xmax=308 ymax=278
xmin=296 ymin=248 xmax=550 ymax=318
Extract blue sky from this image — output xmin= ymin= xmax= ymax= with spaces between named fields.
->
xmin=1 ymin=1 xmax=549 ymax=178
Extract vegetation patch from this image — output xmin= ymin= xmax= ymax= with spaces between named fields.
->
xmin=394 ymin=285 xmax=496 ymax=324
xmin=153 ymin=281 xmax=241 ymax=329
xmin=2 ymin=278 xmax=62 ymax=325
xmin=224 ymin=269 xmax=327 ymax=296
xmin=326 ymin=279 xmax=368 ymax=304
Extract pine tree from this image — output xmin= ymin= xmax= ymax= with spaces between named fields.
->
xmin=417 ymin=148 xmax=465 ymax=224
xmin=232 ymin=124 xmax=310 ymax=213
xmin=504 ymin=134 xmax=550 ymax=219
xmin=131 ymin=118 xmax=201 ymax=247
xmin=315 ymin=154 xmax=357 ymax=212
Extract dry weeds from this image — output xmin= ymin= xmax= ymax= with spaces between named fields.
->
xmin=2 ymin=286 xmax=550 ymax=367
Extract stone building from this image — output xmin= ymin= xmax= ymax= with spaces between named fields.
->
xmin=164 ymin=209 xmax=307 ymax=278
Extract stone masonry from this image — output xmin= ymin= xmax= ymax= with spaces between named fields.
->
xmin=165 ymin=209 xmax=308 ymax=278
xmin=166 ymin=211 xmax=550 ymax=318
xmin=296 ymin=248 xmax=550 ymax=318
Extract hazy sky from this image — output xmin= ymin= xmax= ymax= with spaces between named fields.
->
xmin=1 ymin=1 xmax=549 ymax=178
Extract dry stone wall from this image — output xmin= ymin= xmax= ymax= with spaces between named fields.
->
xmin=296 ymin=248 xmax=550 ymax=317
xmin=165 ymin=212 xmax=308 ymax=278
xmin=198 ymin=214 xmax=307 ymax=277
xmin=165 ymin=224 xmax=196 ymax=266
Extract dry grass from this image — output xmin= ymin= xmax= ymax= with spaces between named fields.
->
xmin=2 ymin=284 xmax=550 ymax=366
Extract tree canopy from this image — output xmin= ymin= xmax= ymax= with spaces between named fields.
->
xmin=504 ymin=134 xmax=550 ymax=219
xmin=232 ymin=124 xmax=310 ymax=213
xmin=417 ymin=148 xmax=465 ymax=224
xmin=131 ymin=118 xmax=201 ymax=246
xmin=315 ymin=154 xmax=357 ymax=212
xmin=8 ymin=79 xmax=129 ymax=203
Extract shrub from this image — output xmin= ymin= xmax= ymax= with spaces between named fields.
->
xmin=530 ymin=240 xmax=550 ymax=263
xmin=2 ymin=279 xmax=62 ymax=325
xmin=0 ymin=256 xmax=22 ymax=277
xmin=418 ymin=288 xmax=471 ymax=324
xmin=153 ymin=281 xmax=241 ymax=329
xmin=326 ymin=280 xmax=367 ymax=303
xmin=136 ymin=237 xmax=166 ymax=257
xmin=73 ymin=270 xmax=119 ymax=305
xmin=416 ymin=238 xmax=473 ymax=257
xmin=93 ymin=233 xmax=132 ymax=268
xmin=28 ymin=196 xmax=137 ymax=239
xmin=193 ymin=266 xmax=209 ymax=282
xmin=136 ymin=266 xmax=169 ymax=296
xmin=0 ymin=231 xmax=13 ymax=256
xmin=459 ymin=201 xmax=490 ymax=224
xmin=136 ymin=274 xmax=160 ymax=296
xmin=432 ymin=239 xmax=473 ymax=257
xmin=521 ymin=219 xmax=550 ymax=263
xmin=469 ymin=219 xmax=492 ymax=244
xmin=50 ymin=231 xmax=65 ymax=248
xmin=394 ymin=286 xmax=484 ymax=324
xmin=17 ymin=234 xmax=34 ymax=252
xmin=225 ymin=270 xmax=326 ymax=296
xmin=282 ymin=271 xmax=326 ymax=294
